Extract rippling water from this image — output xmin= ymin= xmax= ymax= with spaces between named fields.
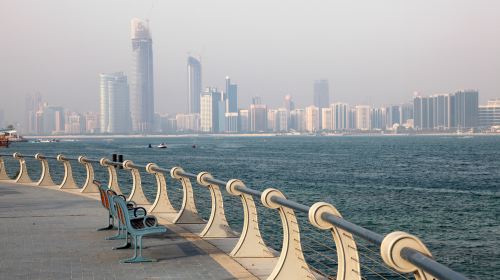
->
xmin=2 ymin=135 xmax=498 ymax=279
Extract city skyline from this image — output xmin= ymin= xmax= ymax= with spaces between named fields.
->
xmin=1 ymin=1 xmax=499 ymax=124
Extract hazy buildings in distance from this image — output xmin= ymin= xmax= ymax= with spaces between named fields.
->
xmin=200 ymin=87 xmax=224 ymax=133
xmin=99 ymin=72 xmax=131 ymax=134
xmin=130 ymin=18 xmax=154 ymax=133
xmin=413 ymin=90 xmax=478 ymax=131
xmin=187 ymin=56 xmax=202 ymax=114
xmin=313 ymin=80 xmax=330 ymax=109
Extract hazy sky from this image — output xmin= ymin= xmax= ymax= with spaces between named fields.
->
xmin=1 ymin=0 xmax=499 ymax=123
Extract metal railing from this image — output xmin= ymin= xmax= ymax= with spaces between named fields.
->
xmin=0 ymin=152 xmax=470 ymax=280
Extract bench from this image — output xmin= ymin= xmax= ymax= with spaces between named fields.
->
xmin=113 ymin=195 xmax=167 ymax=263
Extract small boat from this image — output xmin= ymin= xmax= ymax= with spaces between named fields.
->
xmin=148 ymin=144 xmax=152 ymax=148
xmin=157 ymin=143 xmax=167 ymax=149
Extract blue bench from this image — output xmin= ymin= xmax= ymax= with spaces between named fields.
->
xmin=112 ymin=195 xmax=167 ymax=263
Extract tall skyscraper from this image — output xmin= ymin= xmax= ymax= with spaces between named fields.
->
xmin=130 ymin=18 xmax=154 ymax=133
xmin=187 ymin=56 xmax=202 ymax=114
xmin=25 ymin=92 xmax=43 ymax=134
xmin=313 ymin=80 xmax=330 ymax=108
xmin=225 ymin=77 xmax=238 ymax=113
xmin=100 ymin=72 xmax=131 ymax=134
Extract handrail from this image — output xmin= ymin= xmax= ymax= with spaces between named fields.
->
xmin=2 ymin=151 xmax=471 ymax=280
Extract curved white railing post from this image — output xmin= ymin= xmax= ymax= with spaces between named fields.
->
xmin=145 ymin=163 xmax=176 ymax=215
xmin=308 ymin=202 xmax=361 ymax=280
xmin=13 ymin=153 xmax=32 ymax=184
xmin=226 ymin=179 xmax=274 ymax=258
xmin=57 ymin=154 xmax=79 ymax=189
xmin=381 ymin=232 xmax=435 ymax=280
xmin=78 ymin=156 xmax=99 ymax=193
xmin=99 ymin=158 xmax=122 ymax=194
xmin=123 ymin=160 xmax=151 ymax=205
xmin=197 ymin=172 xmax=235 ymax=238
xmin=0 ymin=155 xmax=10 ymax=180
xmin=261 ymin=188 xmax=315 ymax=280
xmin=170 ymin=167 xmax=204 ymax=224
xmin=34 ymin=153 xmax=55 ymax=186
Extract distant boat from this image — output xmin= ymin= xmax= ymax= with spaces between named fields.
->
xmin=148 ymin=144 xmax=152 ymax=148
xmin=157 ymin=143 xmax=167 ymax=149
xmin=39 ymin=139 xmax=60 ymax=143
xmin=0 ymin=130 xmax=27 ymax=142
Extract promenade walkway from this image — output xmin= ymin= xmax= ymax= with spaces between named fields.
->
xmin=0 ymin=182 xmax=255 ymax=280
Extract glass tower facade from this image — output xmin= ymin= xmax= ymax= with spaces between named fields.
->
xmin=188 ymin=56 xmax=202 ymax=114
xmin=130 ymin=18 xmax=154 ymax=133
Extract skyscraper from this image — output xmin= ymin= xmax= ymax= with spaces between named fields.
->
xmin=187 ymin=56 xmax=202 ymax=114
xmin=313 ymin=80 xmax=330 ymax=109
xmin=249 ymin=103 xmax=267 ymax=132
xmin=283 ymin=95 xmax=295 ymax=111
xmin=453 ymin=90 xmax=479 ymax=129
xmin=100 ymin=72 xmax=131 ymax=134
xmin=479 ymin=99 xmax=500 ymax=128
xmin=130 ymin=18 xmax=154 ymax=133
xmin=332 ymin=103 xmax=349 ymax=130
xmin=305 ymin=106 xmax=320 ymax=132
xmin=225 ymin=77 xmax=238 ymax=113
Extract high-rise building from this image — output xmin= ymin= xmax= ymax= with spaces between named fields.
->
xmin=386 ymin=105 xmax=401 ymax=128
xmin=371 ymin=107 xmax=387 ymax=130
xmin=400 ymin=102 xmax=413 ymax=127
xmin=479 ymin=99 xmax=500 ymax=128
xmin=42 ymin=105 xmax=65 ymax=135
xmin=100 ymin=72 xmax=131 ymax=134
xmin=413 ymin=96 xmax=432 ymax=130
xmin=200 ymin=88 xmax=224 ymax=133
xmin=225 ymin=77 xmax=238 ymax=113
xmin=84 ymin=112 xmax=99 ymax=134
xmin=224 ymin=112 xmax=239 ymax=133
xmin=24 ymin=92 xmax=43 ymax=134
xmin=332 ymin=103 xmax=349 ymax=131
xmin=355 ymin=105 xmax=371 ymax=130
xmin=453 ymin=90 xmax=479 ymax=129
xmin=187 ymin=56 xmax=202 ymax=114
xmin=283 ymin=95 xmax=295 ymax=111
xmin=290 ymin=109 xmax=305 ymax=132
xmin=65 ymin=112 xmax=85 ymax=134
xmin=252 ymin=96 xmax=262 ymax=105
xmin=305 ymin=106 xmax=320 ymax=132
xmin=249 ymin=103 xmax=267 ymax=132
xmin=313 ymin=80 xmax=330 ymax=109
xmin=267 ymin=109 xmax=278 ymax=132
xmin=176 ymin=113 xmax=200 ymax=132
xmin=321 ymin=107 xmax=333 ymax=131
xmin=239 ymin=109 xmax=249 ymax=133
xmin=277 ymin=108 xmax=289 ymax=132
xmin=130 ymin=18 xmax=154 ymax=133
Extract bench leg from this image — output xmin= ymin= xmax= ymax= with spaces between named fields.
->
xmin=107 ymin=222 xmax=127 ymax=240
xmin=97 ymin=215 xmax=114 ymax=231
xmin=113 ymin=232 xmax=131 ymax=250
xmin=121 ymin=235 xmax=155 ymax=263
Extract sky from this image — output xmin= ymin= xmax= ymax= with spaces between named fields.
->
xmin=0 ymin=0 xmax=499 ymax=124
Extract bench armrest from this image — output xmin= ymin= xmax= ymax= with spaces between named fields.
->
xmin=143 ymin=215 xmax=158 ymax=228
xmin=133 ymin=207 xmax=147 ymax=217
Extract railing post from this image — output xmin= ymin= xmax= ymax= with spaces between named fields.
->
xmin=57 ymin=154 xmax=79 ymax=189
xmin=13 ymin=153 xmax=32 ymax=184
xmin=308 ymin=202 xmax=361 ymax=280
xmin=261 ymin=188 xmax=315 ymax=280
xmin=0 ymin=155 xmax=10 ymax=180
xmin=145 ymin=163 xmax=176 ymax=215
xmin=78 ymin=156 xmax=99 ymax=193
xmin=381 ymin=231 xmax=435 ymax=280
xmin=169 ymin=167 xmax=204 ymax=224
xmin=226 ymin=179 xmax=274 ymax=258
xmin=197 ymin=172 xmax=235 ymax=238
xmin=123 ymin=160 xmax=150 ymax=205
xmin=99 ymin=158 xmax=122 ymax=194
xmin=34 ymin=153 xmax=55 ymax=186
